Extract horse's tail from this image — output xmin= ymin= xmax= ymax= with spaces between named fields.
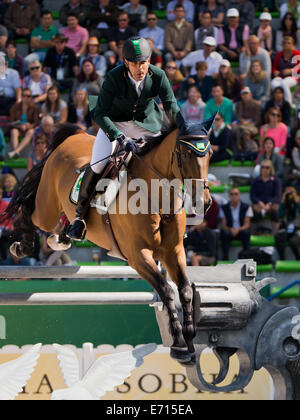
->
xmin=0 ymin=123 xmax=82 ymax=227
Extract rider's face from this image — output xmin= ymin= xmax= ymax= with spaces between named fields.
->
xmin=125 ymin=59 xmax=150 ymax=81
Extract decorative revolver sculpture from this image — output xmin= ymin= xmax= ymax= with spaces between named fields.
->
xmin=153 ymin=260 xmax=300 ymax=400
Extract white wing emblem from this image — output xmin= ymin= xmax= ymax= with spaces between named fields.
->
xmin=51 ymin=343 xmax=157 ymax=400
xmin=0 ymin=343 xmax=41 ymax=400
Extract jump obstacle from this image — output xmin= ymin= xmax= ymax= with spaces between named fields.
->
xmin=0 ymin=260 xmax=299 ymax=400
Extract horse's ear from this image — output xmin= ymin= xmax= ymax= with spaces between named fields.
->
xmin=198 ymin=112 xmax=219 ymax=136
xmin=176 ymin=111 xmax=189 ymax=135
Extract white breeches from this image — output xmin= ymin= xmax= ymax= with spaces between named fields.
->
xmin=91 ymin=121 xmax=160 ymax=174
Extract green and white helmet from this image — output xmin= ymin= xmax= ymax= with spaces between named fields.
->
xmin=122 ymin=37 xmax=152 ymax=62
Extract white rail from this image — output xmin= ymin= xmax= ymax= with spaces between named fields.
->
xmin=0 ymin=266 xmax=142 ymax=279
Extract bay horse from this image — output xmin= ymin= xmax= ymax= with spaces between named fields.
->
xmin=3 ymin=117 xmax=213 ymax=363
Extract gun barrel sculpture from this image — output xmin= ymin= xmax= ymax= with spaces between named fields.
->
xmin=153 ymin=260 xmax=300 ymax=400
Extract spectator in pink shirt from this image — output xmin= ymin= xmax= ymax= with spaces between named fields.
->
xmin=260 ymin=107 xmax=288 ymax=154
xmin=60 ymin=11 xmax=89 ymax=57
xmin=218 ymin=8 xmax=249 ymax=60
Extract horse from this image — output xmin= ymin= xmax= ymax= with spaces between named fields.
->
xmin=2 ymin=116 xmax=213 ymax=363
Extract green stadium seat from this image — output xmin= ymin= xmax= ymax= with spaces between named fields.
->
xmin=74 ymin=239 xmax=98 ymax=248
xmin=76 ymin=262 xmax=99 ymax=266
xmin=154 ymin=10 xmax=166 ymax=19
xmin=257 ymin=264 xmax=273 ymax=272
xmin=210 ymin=184 xmax=226 ymax=193
xmin=231 ymin=61 xmax=239 ymax=68
xmin=217 ymin=260 xmax=233 ymax=264
xmin=0 ymin=158 xmax=27 ymax=169
xmin=250 ymin=235 xmax=275 ymax=246
xmin=275 ymin=260 xmax=300 ymax=272
xmin=218 ymin=261 xmax=273 ymax=272
xmin=230 ymin=240 xmax=242 ymax=247
xmin=76 ymin=261 xmax=127 ymax=266
xmin=231 ymin=160 xmax=255 ymax=167
xmin=210 ymin=160 xmax=229 ymax=167
xmin=270 ymin=286 xmax=300 ymax=299
xmin=237 ymin=185 xmax=251 ymax=193
xmin=100 ymin=261 xmax=127 ymax=266
xmin=51 ymin=11 xmax=59 ymax=19
xmin=15 ymin=38 xmax=28 ymax=44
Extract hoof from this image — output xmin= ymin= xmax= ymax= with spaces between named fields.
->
xmin=170 ymin=346 xmax=191 ymax=363
xmin=47 ymin=234 xmax=71 ymax=251
xmin=178 ymin=353 xmax=196 ymax=367
xmin=10 ymin=242 xmax=26 ymax=259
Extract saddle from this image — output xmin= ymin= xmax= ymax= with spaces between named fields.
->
xmin=70 ymin=139 xmax=147 ymax=208
xmin=69 ymin=140 xmax=147 ymax=261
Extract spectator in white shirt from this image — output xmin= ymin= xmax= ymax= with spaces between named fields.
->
xmin=182 ymin=36 xmax=222 ymax=77
xmin=139 ymin=11 xmax=164 ymax=53
xmin=167 ymin=0 xmax=195 ymax=23
xmin=0 ymin=55 xmax=21 ymax=116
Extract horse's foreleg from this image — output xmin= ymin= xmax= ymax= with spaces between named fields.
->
xmin=130 ymin=249 xmax=191 ymax=362
xmin=161 ymin=248 xmax=197 ymax=357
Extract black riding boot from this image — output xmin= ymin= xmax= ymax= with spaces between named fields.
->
xmin=67 ymin=167 xmax=100 ymax=241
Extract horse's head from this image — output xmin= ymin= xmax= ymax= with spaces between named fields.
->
xmin=175 ymin=113 xmax=216 ymax=215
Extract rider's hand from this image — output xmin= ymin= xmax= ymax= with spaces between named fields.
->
xmin=116 ymin=133 xmax=138 ymax=153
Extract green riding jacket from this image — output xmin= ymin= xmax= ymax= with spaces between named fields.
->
xmin=92 ymin=64 xmax=180 ymax=142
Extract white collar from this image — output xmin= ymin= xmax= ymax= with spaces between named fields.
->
xmin=128 ymin=71 xmax=146 ymax=95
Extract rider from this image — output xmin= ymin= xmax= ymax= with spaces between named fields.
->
xmin=67 ymin=36 xmax=182 ymax=240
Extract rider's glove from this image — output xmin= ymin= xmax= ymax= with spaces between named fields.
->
xmin=116 ymin=133 xmax=138 ymax=153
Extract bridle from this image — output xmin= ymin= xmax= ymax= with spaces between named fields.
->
xmin=175 ymin=134 xmax=212 ymax=191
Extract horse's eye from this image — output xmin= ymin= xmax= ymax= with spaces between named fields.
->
xmin=182 ymin=150 xmax=190 ymax=159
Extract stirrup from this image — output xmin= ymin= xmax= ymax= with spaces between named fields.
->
xmin=67 ymin=218 xmax=87 ymax=241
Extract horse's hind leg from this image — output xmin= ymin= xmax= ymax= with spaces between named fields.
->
xmin=10 ymin=207 xmax=37 ymax=258
xmin=130 ymin=249 xmax=191 ymax=362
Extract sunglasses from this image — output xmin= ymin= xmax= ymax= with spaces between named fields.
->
xmin=261 ymin=166 xmax=271 ymax=169
xmin=166 ymin=66 xmax=177 ymax=69
xmin=30 ymin=66 xmax=40 ymax=70
xmin=147 ymin=17 xmax=156 ymax=21
xmin=22 ymin=94 xmax=32 ymax=98
xmin=271 ymin=113 xmax=280 ymax=117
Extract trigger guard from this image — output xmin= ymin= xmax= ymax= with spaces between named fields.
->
xmin=185 ymin=345 xmax=255 ymax=393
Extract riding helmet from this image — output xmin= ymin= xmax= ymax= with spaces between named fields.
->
xmin=122 ymin=37 xmax=152 ymax=62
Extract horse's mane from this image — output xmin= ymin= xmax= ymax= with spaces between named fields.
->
xmin=136 ymin=123 xmax=177 ymax=157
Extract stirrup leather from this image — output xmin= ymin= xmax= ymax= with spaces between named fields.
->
xmin=68 ymin=217 xmax=87 ymax=241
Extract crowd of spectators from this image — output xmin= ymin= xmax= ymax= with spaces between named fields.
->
xmin=0 ymin=0 xmax=300 ymax=266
